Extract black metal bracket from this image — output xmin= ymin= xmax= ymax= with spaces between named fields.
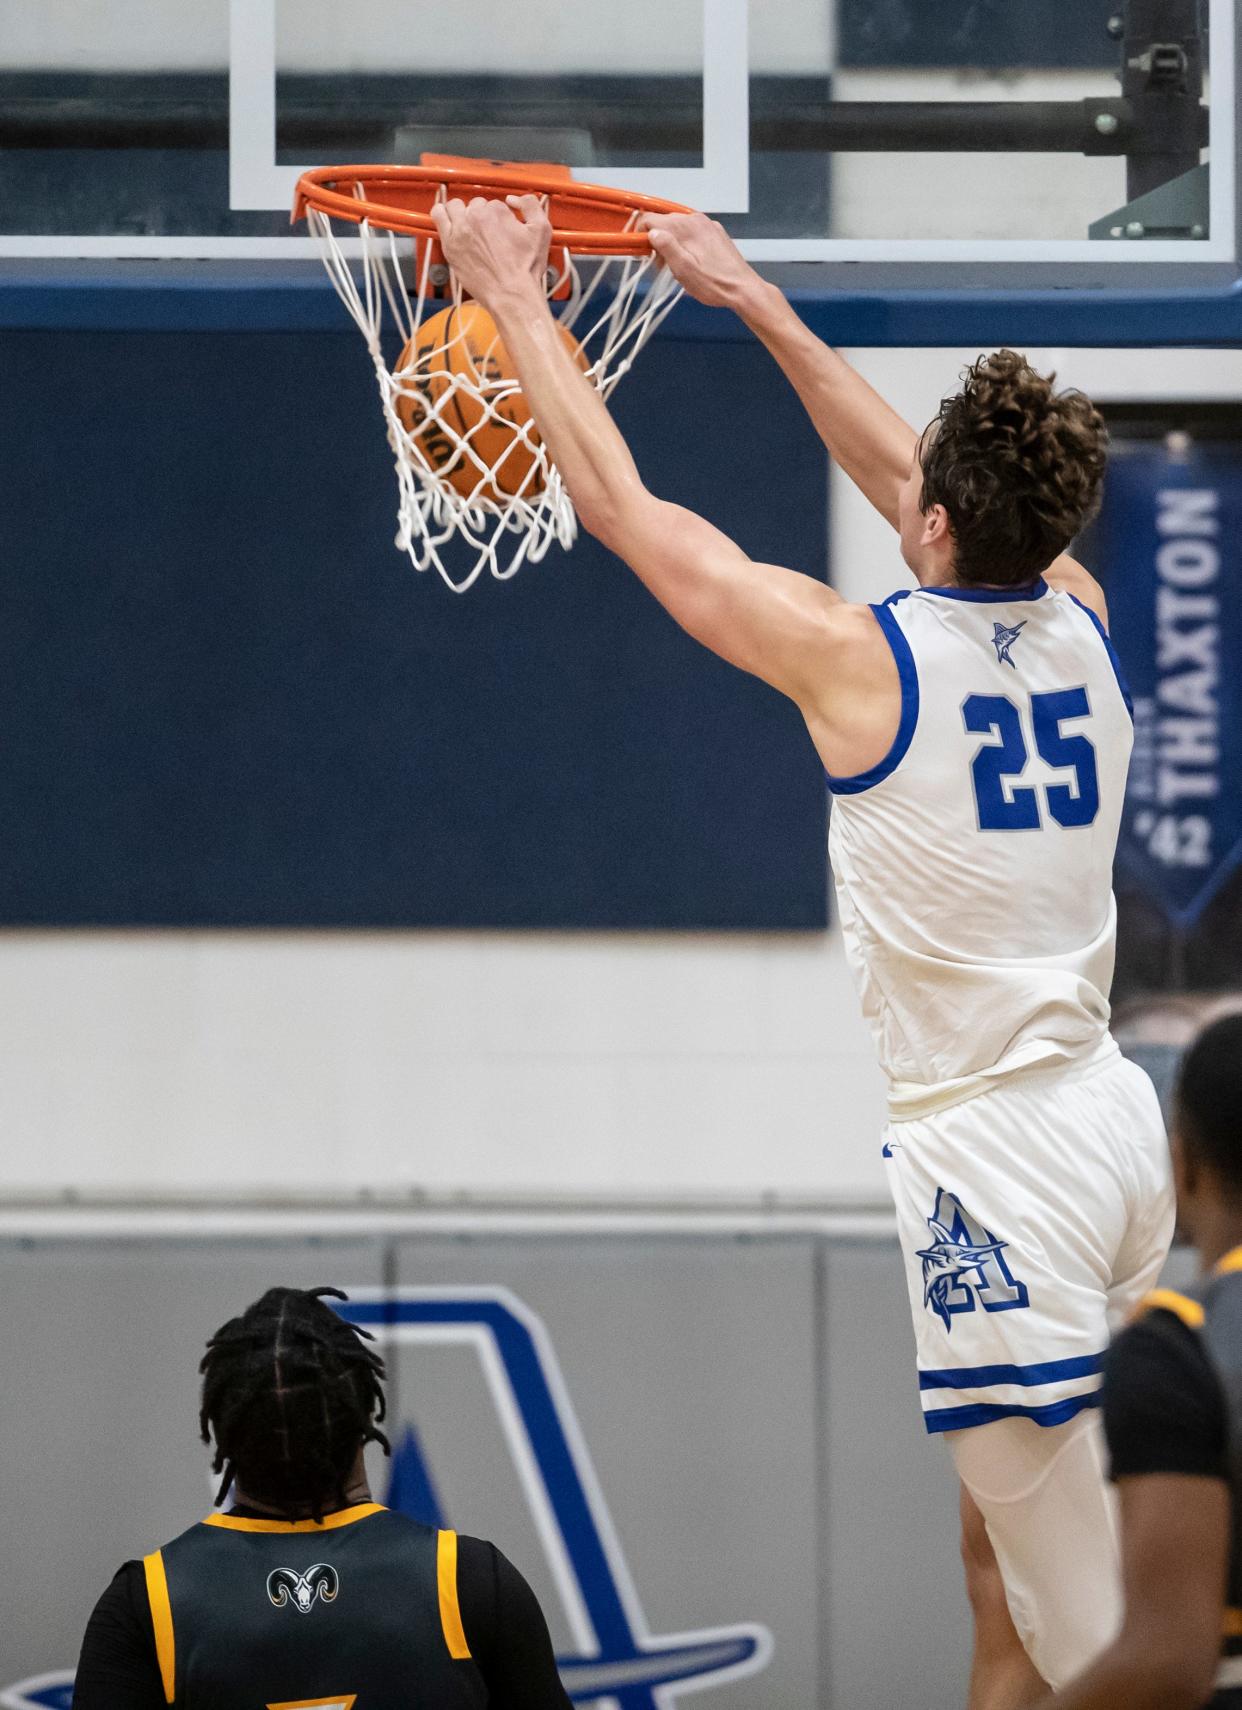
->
xmin=1117 ymin=0 xmax=1206 ymax=200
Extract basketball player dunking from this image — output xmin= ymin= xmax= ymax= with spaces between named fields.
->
xmin=430 ymin=196 xmax=1175 ymax=1707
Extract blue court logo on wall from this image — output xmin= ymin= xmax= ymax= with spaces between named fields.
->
xmin=344 ymin=1290 xmax=772 ymax=1705
xmin=917 ymin=1189 xmax=1031 ymax=1330
xmin=5 ymin=1289 xmax=771 ymax=1710
xmin=1 ymin=1679 xmax=73 ymax=1710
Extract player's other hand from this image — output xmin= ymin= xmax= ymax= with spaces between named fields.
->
xmin=638 ymin=212 xmax=758 ymax=310
xmin=430 ymin=194 xmax=552 ymax=309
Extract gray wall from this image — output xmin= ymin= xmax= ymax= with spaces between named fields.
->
xmin=2 ymin=1225 xmax=986 ymax=1708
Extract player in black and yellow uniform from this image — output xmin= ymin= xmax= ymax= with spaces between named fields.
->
xmin=1036 ymin=1014 xmax=1242 ymax=1710
xmin=72 ymin=1286 xmax=573 ymax=1710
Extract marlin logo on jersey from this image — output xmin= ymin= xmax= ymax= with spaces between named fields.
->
xmin=916 ymin=1189 xmax=1031 ymax=1329
xmin=991 ymin=620 xmax=1027 ymax=668
xmin=267 ymin=1564 xmax=339 ymax=1613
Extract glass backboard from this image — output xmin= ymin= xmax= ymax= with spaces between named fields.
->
xmin=1 ymin=0 xmax=1239 ymax=341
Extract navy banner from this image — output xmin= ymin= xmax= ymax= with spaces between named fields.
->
xmin=1100 ymin=443 xmax=1242 ymax=928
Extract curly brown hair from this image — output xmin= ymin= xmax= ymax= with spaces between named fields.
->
xmin=919 ymin=350 xmax=1108 ymax=588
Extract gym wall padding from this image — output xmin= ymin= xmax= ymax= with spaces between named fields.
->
xmin=1 ymin=322 xmax=829 ymax=929
xmin=0 ymin=1223 xmax=966 ymax=1710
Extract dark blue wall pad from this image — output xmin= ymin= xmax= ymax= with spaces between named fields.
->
xmin=0 ymin=327 xmax=829 ymax=929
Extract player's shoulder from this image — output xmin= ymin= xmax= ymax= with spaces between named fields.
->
xmin=453 ymin=1532 xmax=543 ymax=1630
xmin=822 ymin=590 xmax=920 ymax=645
xmin=357 ymin=1506 xmax=447 ymax=1551
xmin=1044 ymin=555 xmax=1109 ymax=627
xmin=822 ymin=596 xmax=895 ymax=642
xmin=1106 ymin=1286 xmax=1215 ymax=1405
xmin=819 ymin=596 xmax=907 ymax=687
xmin=1104 ymin=1288 xmax=1229 ymax=1482
xmin=1108 ymin=1285 xmax=1218 ymax=1422
xmin=1135 ymin=1286 xmax=1207 ymax=1333
xmin=1109 ymin=1290 xmax=1207 ymax=1382
xmin=1106 ymin=1287 xmax=1213 ymax=1396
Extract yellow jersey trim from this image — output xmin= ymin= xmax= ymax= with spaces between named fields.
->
xmin=1215 ymin=1246 xmax=1242 ymax=1278
xmin=143 ymin=1550 xmax=176 ymax=1706
xmin=1141 ymin=1288 xmax=1206 ymax=1330
xmin=267 ymin=1698 xmax=358 ymax=1710
xmin=202 ymin=1502 xmax=385 ymax=1535
xmin=437 ymin=1528 xmax=472 ymax=1660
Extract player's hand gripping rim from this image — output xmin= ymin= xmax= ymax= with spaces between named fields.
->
xmin=636 ymin=210 xmax=761 ymax=311
xmin=429 ymin=194 xmax=553 ymax=310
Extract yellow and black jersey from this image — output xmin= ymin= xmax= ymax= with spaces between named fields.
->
xmin=1105 ymin=1249 xmax=1242 ymax=1707
xmin=74 ymin=1503 xmax=572 ymax=1710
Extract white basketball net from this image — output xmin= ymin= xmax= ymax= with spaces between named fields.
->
xmin=308 ymin=199 xmax=683 ymax=593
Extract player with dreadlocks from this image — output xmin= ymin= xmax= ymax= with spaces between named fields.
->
xmin=197 ymin=1285 xmax=391 ymax=1523
xmin=72 ymin=1285 xmax=573 ymax=1710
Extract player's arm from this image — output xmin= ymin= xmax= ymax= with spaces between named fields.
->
xmin=640 ymin=212 xmax=918 ymax=529
xmin=430 ymin=196 xmax=844 ymax=708
xmin=457 ymin=1537 xmax=573 ymax=1709
xmin=1045 ymin=553 xmax=1109 ymax=626
xmin=72 ymin=1562 xmax=168 ymax=1710
xmin=1034 ymin=1473 xmax=1227 ymax=1710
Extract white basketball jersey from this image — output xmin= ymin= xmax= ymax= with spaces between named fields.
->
xmin=827 ymin=578 xmax=1133 ymax=1115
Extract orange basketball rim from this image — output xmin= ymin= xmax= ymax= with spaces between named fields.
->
xmin=294 ymin=155 xmax=692 ymax=593
xmin=293 ymin=155 xmax=693 ymax=263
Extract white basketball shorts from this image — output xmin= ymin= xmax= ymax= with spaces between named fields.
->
xmin=883 ymin=1037 xmax=1175 ymax=1435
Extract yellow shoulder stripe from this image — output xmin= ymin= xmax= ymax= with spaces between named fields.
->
xmin=143 ymin=1550 xmax=176 ymax=1705
xmin=1141 ymin=1288 xmax=1205 ymax=1329
xmin=1215 ymin=1246 xmax=1242 ymax=1278
xmin=437 ymin=1529 xmax=472 ymax=1660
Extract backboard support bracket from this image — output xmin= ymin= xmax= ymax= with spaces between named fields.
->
xmin=1090 ymin=162 xmax=1210 ymax=240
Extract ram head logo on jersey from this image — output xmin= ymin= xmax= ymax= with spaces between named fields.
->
xmin=916 ymin=1190 xmax=1031 ymax=1330
xmin=991 ymin=619 xmax=1027 ymax=668
xmin=267 ymin=1563 xmax=339 ymax=1614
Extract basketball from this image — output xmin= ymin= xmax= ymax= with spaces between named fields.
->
xmin=394 ymin=302 xmax=587 ymax=505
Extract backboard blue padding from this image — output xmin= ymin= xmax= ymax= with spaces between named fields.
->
xmin=0 ymin=326 xmax=828 ymax=929
xmin=3 ymin=269 xmax=1241 ymax=346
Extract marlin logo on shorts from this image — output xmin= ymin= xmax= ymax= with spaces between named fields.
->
xmin=991 ymin=619 xmax=1026 ymax=668
xmin=916 ymin=1189 xmax=1031 ymax=1330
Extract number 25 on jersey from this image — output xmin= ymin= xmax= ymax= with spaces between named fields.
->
xmin=964 ymin=689 xmax=1100 ymax=832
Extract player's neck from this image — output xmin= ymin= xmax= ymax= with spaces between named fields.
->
xmin=912 ymin=564 xmax=1041 ymax=594
xmin=231 ymin=1451 xmax=373 ymax=1518
xmin=1194 ymin=1206 xmax=1242 ymax=1274
xmin=911 ymin=559 xmax=956 ymax=589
